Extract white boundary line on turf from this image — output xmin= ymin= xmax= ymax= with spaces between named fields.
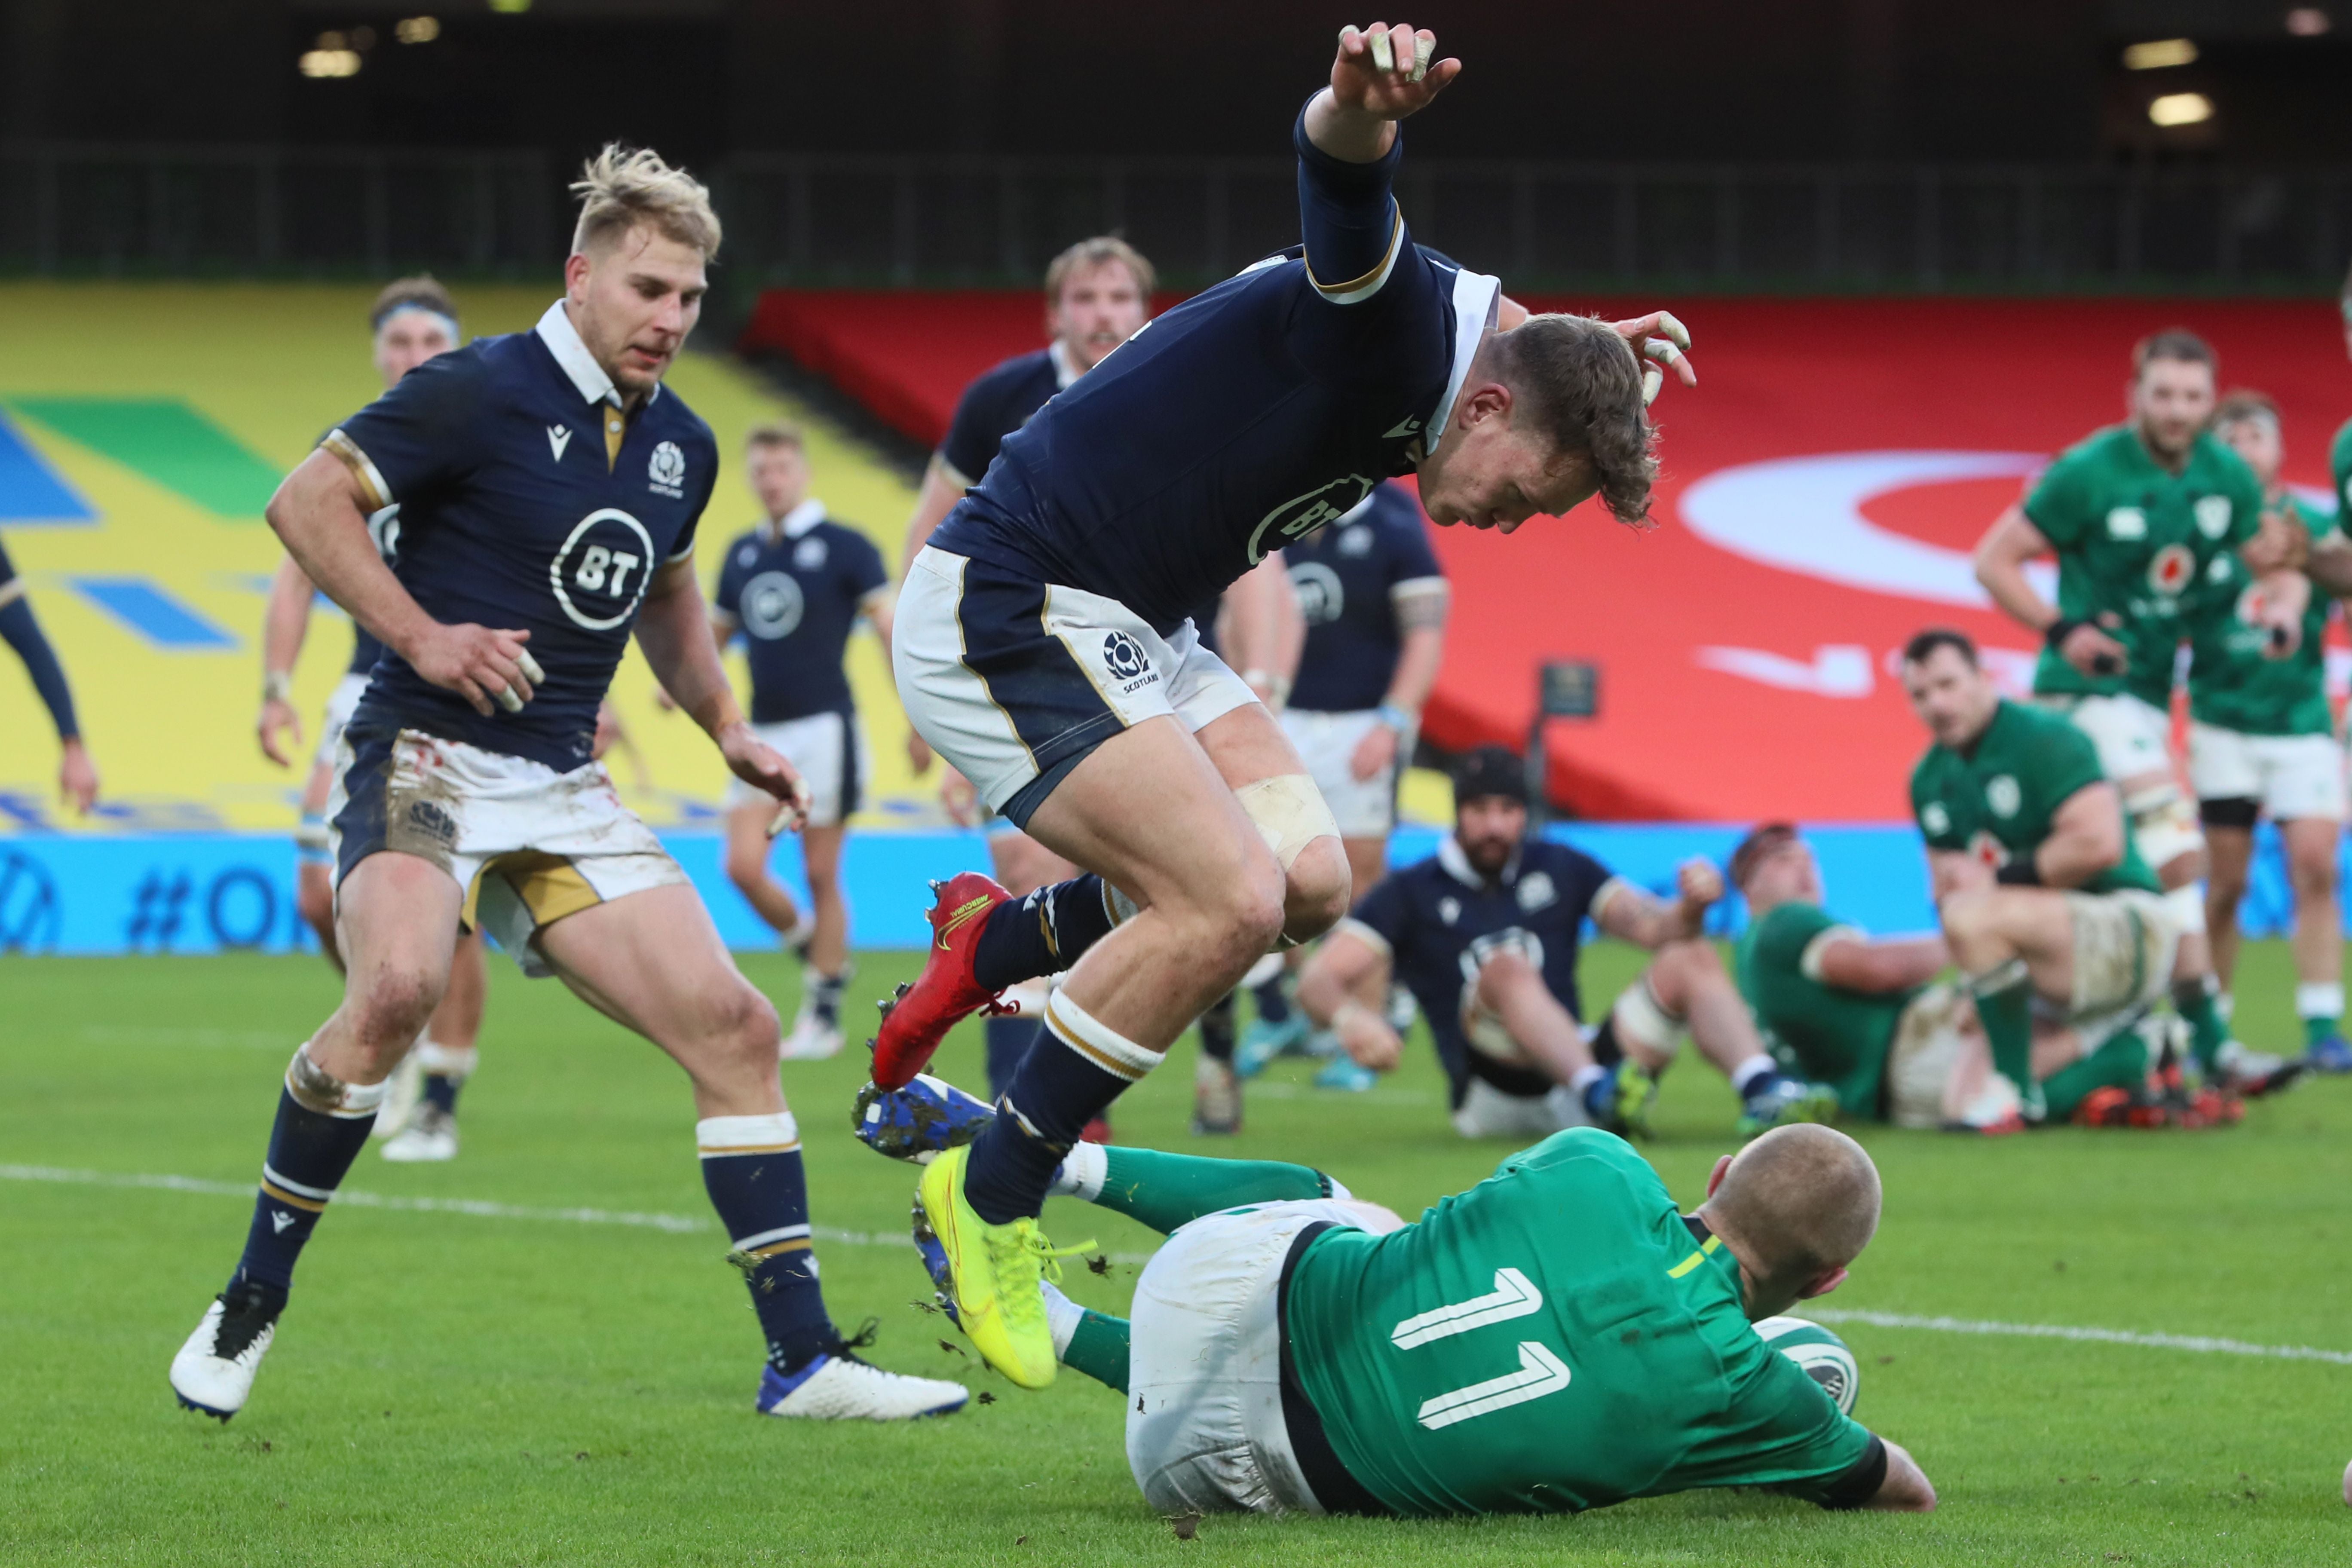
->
xmin=1802 ymin=1307 xmax=2352 ymax=1366
xmin=13 ymin=1162 xmax=2351 ymax=1354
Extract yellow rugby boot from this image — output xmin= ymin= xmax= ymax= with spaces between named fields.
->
xmin=916 ymin=1145 xmax=1078 ymax=1390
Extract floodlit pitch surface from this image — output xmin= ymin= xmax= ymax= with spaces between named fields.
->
xmin=5 ymin=942 xmax=2350 ymax=1565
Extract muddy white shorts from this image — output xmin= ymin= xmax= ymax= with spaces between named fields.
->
xmin=893 ymin=546 xmax=1259 ymax=828
xmin=2064 ymin=888 xmax=2178 ymax=1021
xmin=723 ymin=709 xmax=867 ymax=828
xmin=1277 ymin=708 xmax=1398 ymax=839
xmin=2187 ymin=723 xmax=2346 ymax=822
xmin=328 ymin=723 xmax=687 ymax=977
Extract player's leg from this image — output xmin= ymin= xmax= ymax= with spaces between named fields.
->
xmin=171 ymin=851 xmax=462 ymax=1418
xmin=1639 ymin=940 xmax=1840 ymax=1134
xmin=533 ymin=882 xmax=965 ymax=1418
xmin=383 ymin=925 xmax=489 ymax=1162
xmin=1192 ymin=990 xmax=1243 ymax=1135
xmin=2199 ymin=801 xmax=2257 ymax=990
xmin=1055 ymin=1141 xmax=1339 ymax=1234
xmin=723 ymin=793 xmax=807 ymax=946
xmin=2267 ymin=733 xmax=2349 ymax=1066
xmin=977 ymin=825 xmax=1067 ymax=1095
xmin=294 ymin=757 xmax=342 ymax=967
xmin=1938 ymin=887 xmax=2081 ymax=1119
xmin=789 ymin=821 xmax=851 ymax=1052
xmin=1464 ymin=947 xmax=1609 ymax=1096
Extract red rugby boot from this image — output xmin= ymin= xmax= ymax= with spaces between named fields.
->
xmin=872 ymin=873 xmax=1020 ymax=1090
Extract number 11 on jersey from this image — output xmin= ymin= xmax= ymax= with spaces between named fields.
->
xmin=1393 ymin=1267 xmax=1573 ymax=1431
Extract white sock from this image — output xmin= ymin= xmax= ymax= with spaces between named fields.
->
xmin=1041 ymin=1280 xmax=1082 ymax=1358
xmin=1569 ymin=1064 xmax=1606 ymax=1095
xmin=414 ymin=1038 xmax=478 ymax=1079
xmin=1050 ymin=1139 xmax=1109 ymax=1202
xmin=2297 ymin=982 xmax=2344 ymax=1021
xmin=2214 ymin=991 xmax=2236 ymax=1024
xmin=1730 ymin=1055 xmax=1778 ymax=1095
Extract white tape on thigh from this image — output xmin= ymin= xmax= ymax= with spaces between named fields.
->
xmin=284 ymin=1042 xmax=389 ymax=1119
xmin=1610 ymin=977 xmax=1686 ymax=1058
xmin=2125 ymin=786 xmax=2203 ymax=871
xmin=2163 ymin=882 xmax=2207 ymax=936
xmin=1235 ymin=774 xmax=1341 ymax=872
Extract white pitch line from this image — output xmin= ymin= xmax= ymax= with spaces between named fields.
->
xmin=1803 ymin=1307 xmax=2352 ymax=1366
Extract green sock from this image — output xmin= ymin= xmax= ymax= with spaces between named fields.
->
xmin=1969 ymin=960 xmax=2044 ymax=1121
xmin=2174 ymin=978 xmax=2228 ymax=1073
xmin=1060 ymin=1308 xmax=1131 ymax=1394
xmin=2305 ymin=1015 xmax=2341 ymax=1051
xmin=2040 ymin=1034 xmax=2150 ymax=1122
xmin=1094 ymin=1148 xmax=1332 ymax=1236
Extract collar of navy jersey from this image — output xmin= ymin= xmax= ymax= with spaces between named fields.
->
xmin=1439 ymin=832 xmax=1522 ymax=891
xmin=533 ymin=299 xmax=662 ymax=409
xmin=759 ymin=497 xmax=828 ymax=544
xmin=1421 ymin=267 xmax=1502 ymax=452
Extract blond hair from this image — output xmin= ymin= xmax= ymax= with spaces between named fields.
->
xmin=1044 ymin=236 xmax=1155 ymax=305
xmin=745 ymin=420 xmax=805 ymax=454
xmin=570 ymin=143 xmax=722 ymax=261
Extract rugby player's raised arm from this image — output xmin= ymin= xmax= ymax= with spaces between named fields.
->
xmin=267 ymin=447 xmax=535 ymax=718
xmin=1296 ymin=25 xmax=1459 ymax=300
xmin=1594 ymin=860 xmax=1722 ymax=948
xmin=1975 ymin=505 xmax=2126 ymax=677
xmin=635 ymin=553 xmax=812 ymax=831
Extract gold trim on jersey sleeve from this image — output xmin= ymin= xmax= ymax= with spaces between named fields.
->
xmin=323 ymin=429 xmax=392 ymax=510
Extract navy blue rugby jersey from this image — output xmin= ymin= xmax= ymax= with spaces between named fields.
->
xmin=327 ymin=301 xmax=719 ymax=770
xmin=1286 ymin=479 xmax=1443 ymax=713
xmin=937 ymin=344 xmax=1078 ymax=490
xmin=713 ymin=500 xmax=889 ymax=724
xmin=1347 ymin=837 xmax=1628 ymax=1105
xmin=932 ymin=105 xmax=1498 ymax=634
xmin=346 ymin=503 xmax=401 ymax=677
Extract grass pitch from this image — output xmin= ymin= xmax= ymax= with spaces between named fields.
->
xmin=4 ymin=941 xmax=2352 ymax=1565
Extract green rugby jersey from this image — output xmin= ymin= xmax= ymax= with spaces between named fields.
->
xmin=2335 ymin=418 xmax=2352 ymax=522
xmin=2186 ymin=493 xmax=2336 ymax=738
xmin=1909 ymin=699 xmax=2162 ymax=894
xmin=1735 ymin=902 xmax=1914 ymax=1118
xmin=1284 ymin=1130 xmax=1876 ymax=1515
xmin=2024 ymin=424 xmax=2263 ymax=709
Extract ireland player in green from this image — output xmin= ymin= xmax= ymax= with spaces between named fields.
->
xmin=856 ymin=1077 xmax=1932 ymax=1517
xmin=1972 ymin=328 xmax=2301 ymax=1081
xmin=2190 ymin=389 xmax=2349 ymax=1071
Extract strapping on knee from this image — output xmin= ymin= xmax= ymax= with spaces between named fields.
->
xmin=284 ymin=1042 xmax=388 ymax=1119
xmin=1611 ymin=976 xmax=1687 ymax=1060
xmin=1235 ymin=773 xmax=1341 ymax=873
xmin=2125 ymin=785 xmax=2203 ymax=871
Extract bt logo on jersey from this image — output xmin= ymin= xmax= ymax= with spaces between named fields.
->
xmin=551 ymin=508 xmax=658 ymax=631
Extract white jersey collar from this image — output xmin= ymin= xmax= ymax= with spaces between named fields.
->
xmin=760 ymin=498 xmax=828 ymax=543
xmin=1424 ymin=267 xmax=1502 ymax=450
xmin=1438 ymin=831 xmax=1519 ymax=891
xmin=1049 ymin=338 xmax=1084 ymax=390
xmin=534 ymin=299 xmax=662 ymax=408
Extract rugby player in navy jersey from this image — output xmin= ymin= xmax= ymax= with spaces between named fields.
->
xmin=170 ymin=146 xmax=967 ymax=1425
xmin=0 ymin=535 xmax=96 ymax=814
xmin=256 ymin=276 xmax=493 ymax=1164
xmin=702 ymin=420 xmax=894 ymax=1060
xmin=1297 ymin=747 xmax=1839 ymax=1141
xmin=1239 ymin=477 xmax=1449 ymax=1077
xmin=900 ymin=236 xmax=1156 ymax=1099
xmin=880 ymin=22 xmax=1697 ymax=1390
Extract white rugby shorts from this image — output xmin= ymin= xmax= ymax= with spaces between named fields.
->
xmin=1277 ymin=708 xmax=1397 ymax=839
xmin=893 ymin=546 xmax=1258 ymax=827
xmin=2036 ymin=693 xmax=2173 ymax=782
xmin=315 ymin=671 xmax=371 ymax=772
xmin=723 ymin=710 xmax=868 ymax=828
xmin=1128 ymin=1198 xmax=1405 ymax=1516
xmin=328 ymin=725 xmax=687 ymax=977
xmin=2187 ymin=723 xmax=2346 ymax=822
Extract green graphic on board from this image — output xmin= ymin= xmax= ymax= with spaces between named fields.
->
xmin=5 ymin=398 xmax=284 ymax=518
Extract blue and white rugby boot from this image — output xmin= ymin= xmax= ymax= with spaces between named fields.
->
xmin=1738 ymin=1073 xmax=1842 ymax=1139
xmin=1234 ymin=1015 xmax=1309 ymax=1079
xmin=1312 ymin=1055 xmax=1377 ymax=1093
xmin=2306 ymin=1032 xmax=2352 ymax=1075
xmin=169 ymin=1279 xmax=285 ymax=1421
xmin=852 ymin=1073 xmax=995 ymax=1163
xmin=755 ymin=1351 xmax=968 ymax=1420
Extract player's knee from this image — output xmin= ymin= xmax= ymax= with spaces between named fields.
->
xmin=707 ymin=981 xmax=783 ymax=1069
xmin=348 ymin=965 xmax=441 ymax=1057
xmin=2288 ymin=839 xmax=2337 ymax=897
xmin=723 ymin=842 xmax=770 ymax=895
xmin=1473 ymin=948 xmax=1539 ymax=1004
xmin=1937 ymin=889 xmax=2001 ymax=949
xmin=1281 ymin=838 xmax=1351 ymax=943
xmin=1645 ymin=938 xmax=1720 ymax=1008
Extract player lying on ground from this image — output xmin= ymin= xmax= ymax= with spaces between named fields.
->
xmin=1730 ymin=822 xmax=2205 ymax=1130
xmin=903 ymin=236 xmax=1157 ymax=1099
xmin=0 ymin=534 xmax=96 ymax=815
xmin=858 ymin=1076 xmax=1932 ymax=1517
xmin=2189 ymin=391 xmax=2352 ymax=1072
xmin=168 ymin=145 xmax=966 ymax=1426
xmin=1901 ymin=628 xmax=2300 ymax=1130
xmin=1972 ymin=328 xmax=2304 ymax=1081
xmin=1295 ymin=745 xmax=1838 ymax=1139
xmin=256 ymin=276 xmax=492 ymax=1164
xmin=874 ymin=20 xmax=1696 ymax=1392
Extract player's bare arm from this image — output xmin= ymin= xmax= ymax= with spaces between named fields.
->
xmin=2031 ymin=782 xmax=2128 ymax=888
xmin=633 ymin=553 xmax=810 ymax=830
xmin=1225 ymin=550 xmax=1303 ymax=708
xmin=1595 ymin=859 xmax=1721 ymax=948
xmin=1812 ymin=932 xmax=1952 ymax=994
xmin=1296 ymin=925 xmax=1405 ymax=1070
xmin=1356 ymin=582 xmax=1446 ymax=781
xmin=2303 ymin=529 xmax=2352 ymax=595
xmin=1304 ymin=23 xmax=1462 ymax=166
xmin=266 ymin=447 xmax=539 ymax=718
xmin=2251 ymin=567 xmax=2311 ymax=657
xmin=1974 ymin=505 xmax=2126 ymax=674
xmin=1867 ymin=1440 xmax=1939 ymax=1512
xmin=257 ymin=554 xmax=317 ymax=766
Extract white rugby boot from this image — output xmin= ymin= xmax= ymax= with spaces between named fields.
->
xmin=780 ymin=1003 xmax=844 ymax=1061
xmin=755 ymin=1354 xmax=967 ymax=1419
xmin=371 ymin=1047 xmax=424 ymax=1139
xmin=381 ymin=1102 xmax=458 ymax=1162
xmin=170 ymin=1280 xmax=285 ymax=1421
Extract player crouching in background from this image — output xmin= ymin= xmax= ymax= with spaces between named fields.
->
xmin=1295 ymin=746 xmax=1838 ymax=1139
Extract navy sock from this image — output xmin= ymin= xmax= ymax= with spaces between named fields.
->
xmin=984 ymin=1014 xmax=1040 ymax=1101
xmin=1199 ymin=992 xmax=1237 ymax=1063
xmin=972 ymin=875 xmax=1121 ymax=992
xmin=966 ymin=993 xmax=1152 ymax=1225
xmin=1252 ymin=976 xmax=1292 ymax=1027
xmin=809 ymin=967 xmax=849 ymax=1029
xmin=699 ymin=1114 xmax=836 ymax=1371
xmin=231 ymin=1082 xmax=377 ymax=1295
xmin=421 ymin=1074 xmax=461 ymax=1115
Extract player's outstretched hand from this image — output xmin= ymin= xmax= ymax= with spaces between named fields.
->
xmin=1676 ymin=857 xmax=1724 ymax=909
xmin=720 ymin=721 xmax=813 ymax=837
xmin=1331 ymin=23 xmax=1461 ymax=119
xmin=1605 ymin=312 xmax=1697 ymax=407
xmin=58 ymin=737 xmax=98 ymax=816
xmin=907 ymin=730 xmax=934 ymax=775
xmin=938 ymin=765 xmax=980 ymax=827
xmin=257 ymin=694 xmax=304 ymax=768
xmin=412 ymin=622 xmax=540 ymax=717
xmin=1332 ymin=999 xmax=1403 ymax=1072
xmin=2056 ymin=621 xmax=2128 ymax=679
